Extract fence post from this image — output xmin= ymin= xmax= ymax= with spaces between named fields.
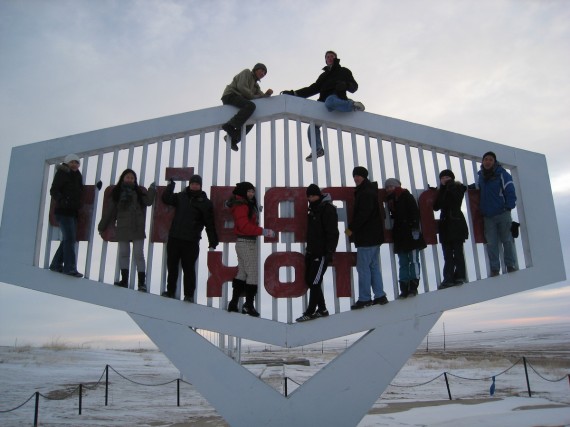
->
xmin=79 ymin=383 xmax=83 ymax=415
xmin=105 ymin=364 xmax=109 ymax=406
xmin=177 ymin=378 xmax=180 ymax=407
xmin=284 ymin=377 xmax=288 ymax=397
xmin=443 ymin=372 xmax=452 ymax=400
xmin=522 ymin=357 xmax=532 ymax=397
xmin=33 ymin=391 xmax=39 ymax=427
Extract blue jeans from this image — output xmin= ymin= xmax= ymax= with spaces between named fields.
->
xmin=324 ymin=94 xmax=354 ymax=112
xmin=50 ymin=214 xmax=78 ymax=273
xmin=356 ymin=245 xmax=385 ymax=301
xmin=307 ymin=124 xmax=323 ymax=151
xmin=484 ymin=210 xmax=516 ymax=271
xmin=397 ymin=250 xmax=421 ymax=282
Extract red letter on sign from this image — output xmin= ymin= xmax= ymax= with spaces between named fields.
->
xmin=467 ymin=189 xmax=486 ymax=244
xmin=263 ymin=188 xmax=307 ymax=243
xmin=206 ymin=251 xmax=238 ymax=298
xmin=418 ymin=188 xmax=438 ymax=245
xmin=330 ymin=252 xmax=357 ymax=298
xmin=264 ymin=252 xmax=307 ymax=298
xmin=210 ymin=186 xmax=236 ymax=243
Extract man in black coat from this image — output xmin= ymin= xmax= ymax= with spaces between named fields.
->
xmin=296 ymin=184 xmax=339 ymax=322
xmin=161 ymin=174 xmax=219 ymax=302
xmin=346 ymin=167 xmax=388 ymax=309
xmin=282 ymin=51 xmax=365 ymax=162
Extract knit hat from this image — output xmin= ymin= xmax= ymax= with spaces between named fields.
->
xmin=64 ymin=153 xmax=80 ymax=164
xmin=252 ymin=63 xmax=267 ymax=74
xmin=384 ymin=178 xmax=401 ymax=188
xmin=352 ymin=166 xmax=368 ymax=179
xmin=306 ymin=184 xmax=321 ymax=197
xmin=189 ymin=174 xmax=202 ymax=186
xmin=439 ymin=169 xmax=455 ymax=180
xmin=233 ymin=181 xmax=255 ymax=198
xmin=482 ymin=151 xmax=497 ymax=162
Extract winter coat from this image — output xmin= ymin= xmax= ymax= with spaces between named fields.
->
xmin=477 ymin=162 xmax=517 ymax=217
xmin=295 ymin=58 xmax=358 ymax=102
xmin=349 ymin=179 xmax=385 ymax=248
xmin=222 ymin=69 xmax=266 ymax=100
xmin=98 ymin=185 xmax=156 ymax=241
xmin=306 ymin=193 xmax=339 ymax=257
xmin=226 ymin=195 xmax=263 ymax=238
xmin=386 ymin=188 xmax=427 ymax=253
xmin=50 ymin=163 xmax=83 ymax=217
xmin=162 ymin=185 xmax=219 ymax=247
xmin=433 ymin=181 xmax=469 ymax=244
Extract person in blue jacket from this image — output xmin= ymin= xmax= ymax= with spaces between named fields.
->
xmin=477 ymin=151 xmax=517 ymax=277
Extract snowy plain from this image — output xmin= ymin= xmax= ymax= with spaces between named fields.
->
xmin=1 ymin=323 xmax=569 ymax=427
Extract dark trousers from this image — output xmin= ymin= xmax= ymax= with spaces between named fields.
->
xmin=50 ymin=214 xmax=78 ymax=273
xmin=221 ymin=93 xmax=255 ymax=134
xmin=166 ymin=237 xmax=200 ymax=297
xmin=304 ymin=254 xmax=328 ymax=313
xmin=442 ymin=241 xmax=466 ymax=281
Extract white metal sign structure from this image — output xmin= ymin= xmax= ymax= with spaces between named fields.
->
xmin=0 ymin=96 xmax=565 ymax=426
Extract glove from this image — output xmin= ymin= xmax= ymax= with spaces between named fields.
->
xmin=281 ymin=90 xmax=295 ymax=96
xmin=149 ymin=182 xmax=156 ymax=190
xmin=96 ymin=180 xmax=103 ymax=190
xmin=325 ymin=252 xmax=334 ymax=263
xmin=412 ymin=229 xmax=420 ymax=240
xmin=345 ymin=229 xmax=353 ymax=237
xmin=262 ymin=228 xmax=276 ymax=238
xmin=167 ymin=178 xmax=175 ymax=191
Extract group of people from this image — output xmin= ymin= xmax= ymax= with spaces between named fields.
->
xmin=221 ymin=50 xmax=365 ymax=160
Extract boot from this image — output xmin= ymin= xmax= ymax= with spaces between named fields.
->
xmin=408 ymin=279 xmax=420 ymax=297
xmin=137 ymin=272 xmax=147 ymax=292
xmin=114 ymin=269 xmax=129 ymax=288
xmin=242 ymin=284 xmax=260 ymax=317
xmin=398 ymin=281 xmax=410 ymax=299
xmin=228 ymin=278 xmax=246 ymax=312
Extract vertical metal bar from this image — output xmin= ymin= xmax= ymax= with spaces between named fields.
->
xmin=98 ymin=149 xmax=119 ymax=283
xmin=322 ymin=124 xmax=332 ymax=185
xmin=84 ymin=154 xmax=101 ymax=280
xmin=444 ymin=372 xmax=452 ymax=400
xmin=177 ymin=378 xmax=181 ymax=406
xmin=105 ymin=364 xmax=109 ymax=406
xmin=34 ymin=391 xmax=39 ymax=427
xmin=523 ymin=357 xmax=532 ymax=397
xmin=79 ymin=383 xmax=83 ymax=415
xmin=284 ymin=377 xmax=288 ymax=397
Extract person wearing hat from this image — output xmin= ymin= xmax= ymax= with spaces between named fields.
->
xmin=385 ymin=177 xmax=427 ymax=298
xmin=98 ymin=169 xmax=156 ymax=291
xmin=433 ymin=169 xmax=469 ymax=289
xmin=296 ymin=184 xmax=339 ymax=322
xmin=477 ymin=151 xmax=518 ymax=277
xmin=221 ymin=63 xmax=273 ymax=152
xmin=49 ymin=153 xmax=84 ymax=277
xmin=281 ymin=51 xmax=365 ymax=162
xmin=226 ymin=182 xmax=275 ymax=317
xmin=345 ymin=167 xmax=388 ymax=309
xmin=161 ymin=174 xmax=219 ymax=302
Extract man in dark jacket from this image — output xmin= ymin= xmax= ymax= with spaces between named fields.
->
xmin=385 ymin=178 xmax=427 ymax=298
xmin=433 ymin=169 xmax=469 ymax=288
xmin=282 ymin=51 xmax=365 ymax=162
xmin=296 ymin=184 xmax=339 ymax=322
xmin=161 ymin=174 xmax=219 ymax=302
xmin=345 ymin=167 xmax=388 ymax=309
xmin=49 ymin=153 xmax=84 ymax=278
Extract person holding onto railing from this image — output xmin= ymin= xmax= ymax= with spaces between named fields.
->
xmin=296 ymin=184 xmax=339 ymax=322
xmin=221 ymin=63 xmax=273 ymax=152
xmin=281 ymin=50 xmax=364 ymax=162
xmin=433 ymin=169 xmax=469 ymax=289
xmin=385 ymin=178 xmax=427 ymax=298
xmin=226 ymin=182 xmax=275 ymax=317
xmin=98 ymin=169 xmax=156 ymax=292
xmin=161 ymin=174 xmax=219 ymax=302
xmin=477 ymin=151 xmax=518 ymax=277
xmin=345 ymin=167 xmax=389 ymax=309
xmin=49 ymin=153 xmax=84 ymax=278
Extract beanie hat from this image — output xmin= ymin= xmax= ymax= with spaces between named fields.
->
xmin=189 ymin=174 xmax=202 ymax=186
xmin=64 ymin=153 xmax=80 ymax=164
xmin=439 ymin=169 xmax=455 ymax=180
xmin=252 ymin=63 xmax=267 ymax=74
xmin=482 ymin=151 xmax=497 ymax=162
xmin=233 ymin=181 xmax=255 ymax=198
xmin=352 ymin=166 xmax=368 ymax=179
xmin=306 ymin=184 xmax=321 ymax=197
xmin=384 ymin=178 xmax=401 ymax=188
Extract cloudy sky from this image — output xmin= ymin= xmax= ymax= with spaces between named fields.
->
xmin=1 ymin=0 xmax=569 ymax=348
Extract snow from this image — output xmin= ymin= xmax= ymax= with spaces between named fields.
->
xmin=1 ymin=324 xmax=569 ymax=426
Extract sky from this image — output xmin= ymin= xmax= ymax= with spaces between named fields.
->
xmin=0 ymin=0 xmax=569 ymax=348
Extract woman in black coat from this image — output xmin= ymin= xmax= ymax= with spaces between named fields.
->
xmin=433 ymin=169 xmax=469 ymax=288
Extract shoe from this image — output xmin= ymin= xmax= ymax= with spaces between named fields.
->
xmin=398 ymin=281 xmax=410 ymax=299
xmin=372 ymin=296 xmax=389 ymax=305
xmin=305 ymin=148 xmax=325 ymax=162
xmin=65 ymin=271 xmax=83 ymax=278
xmin=438 ymin=280 xmax=455 ymax=290
xmin=137 ymin=284 xmax=147 ymax=292
xmin=506 ymin=266 xmax=518 ymax=273
xmin=161 ymin=291 xmax=175 ymax=298
xmin=453 ymin=278 xmax=466 ymax=285
xmin=296 ymin=313 xmax=315 ymax=322
xmin=114 ymin=281 xmax=128 ymax=288
xmin=223 ymin=134 xmax=239 ymax=152
xmin=183 ymin=296 xmax=194 ymax=303
xmin=242 ymin=305 xmax=260 ymax=317
xmin=490 ymin=270 xmax=500 ymax=278
xmin=313 ymin=309 xmax=329 ymax=318
xmin=351 ymin=300 xmax=372 ymax=310
xmin=49 ymin=266 xmax=63 ymax=273
xmin=353 ymin=101 xmax=365 ymax=111
xmin=227 ymin=301 xmax=239 ymax=312
xmin=222 ymin=123 xmax=241 ymax=142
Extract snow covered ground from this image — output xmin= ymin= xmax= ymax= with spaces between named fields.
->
xmin=1 ymin=324 xmax=569 ymax=426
